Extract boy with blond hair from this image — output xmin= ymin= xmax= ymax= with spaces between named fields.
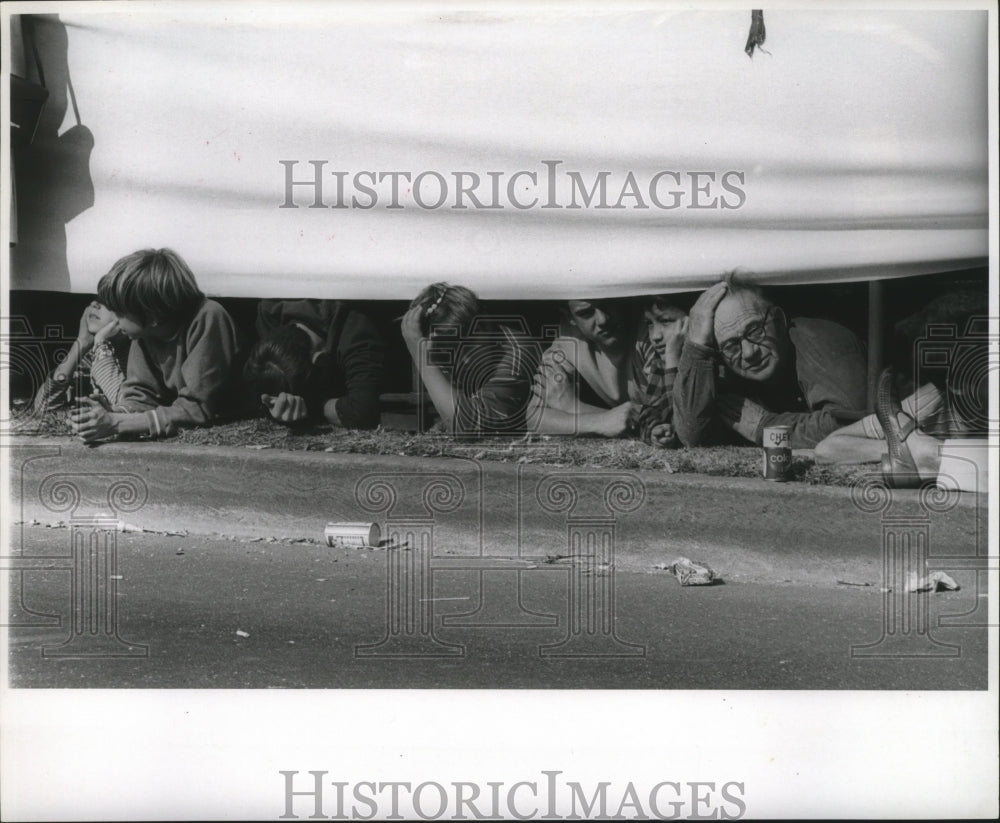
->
xmin=70 ymin=248 xmax=241 ymax=442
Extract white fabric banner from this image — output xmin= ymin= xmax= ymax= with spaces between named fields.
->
xmin=7 ymin=5 xmax=989 ymax=299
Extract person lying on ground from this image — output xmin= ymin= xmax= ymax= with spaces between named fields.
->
xmin=814 ymin=290 xmax=988 ymax=481
xmin=630 ymin=295 xmax=689 ymax=448
xmin=69 ymin=248 xmax=241 ymax=442
xmin=673 ymin=271 xmax=868 ymax=449
xmin=244 ymin=298 xmax=385 ymax=430
xmin=401 ymin=283 xmax=541 ymax=435
xmin=33 ymin=288 xmax=128 ymax=414
xmin=526 ymin=298 xmax=637 ymax=438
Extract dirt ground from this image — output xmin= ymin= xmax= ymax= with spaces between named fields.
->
xmin=9 ymin=403 xmax=869 ymax=486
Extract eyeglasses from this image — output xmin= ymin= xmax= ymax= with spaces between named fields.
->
xmin=718 ymin=306 xmax=777 ymax=362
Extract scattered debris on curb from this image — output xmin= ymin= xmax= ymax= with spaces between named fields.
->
xmin=118 ymin=522 xmax=146 ymax=533
xmin=655 ymin=557 xmax=720 ymax=586
xmin=908 ymin=571 xmax=960 ymax=593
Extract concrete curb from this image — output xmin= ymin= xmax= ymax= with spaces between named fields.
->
xmin=6 ymin=435 xmax=987 ymax=586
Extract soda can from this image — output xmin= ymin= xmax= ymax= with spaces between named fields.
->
xmin=324 ymin=522 xmax=381 ymax=547
xmin=762 ymin=425 xmax=792 ymax=481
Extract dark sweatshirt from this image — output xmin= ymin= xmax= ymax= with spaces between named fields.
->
xmin=255 ymin=299 xmax=385 ymax=430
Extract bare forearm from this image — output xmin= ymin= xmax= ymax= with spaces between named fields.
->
xmin=814 ymin=431 xmax=887 ymax=465
xmin=407 ymin=340 xmax=456 ymax=424
xmin=109 ymin=412 xmax=155 ymax=437
xmin=530 ymin=404 xmax=621 ymax=437
xmin=53 ymin=340 xmax=85 ymax=381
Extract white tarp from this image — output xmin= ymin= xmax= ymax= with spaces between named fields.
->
xmin=6 ymin=6 xmax=989 ymax=299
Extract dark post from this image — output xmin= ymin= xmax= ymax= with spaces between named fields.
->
xmin=867 ymin=279 xmax=884 ymax=411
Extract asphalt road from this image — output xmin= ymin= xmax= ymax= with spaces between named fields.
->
xmin=7 ymin=528 xmax=988 ymax=689
xmin=8 ymin=439 xmax=990 ymax=585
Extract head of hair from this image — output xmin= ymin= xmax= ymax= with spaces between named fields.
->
xmin=95 ymin=270 xmax=114 ymax=300
xmin=243 ymin=325 xmax=314 ymax=398
xmin=410 ymin=283 xmax=480 ymax=337
xmin=643 ymin=293 xmax=693 ymax=314
xmin=97 ymin=248 xmax=204 ymax=329
xmin=563 ymin=297 xmax=631 ymax=318
xmin=722 ymin=270 xmax=771 ymax=309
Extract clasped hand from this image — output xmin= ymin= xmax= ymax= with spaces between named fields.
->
xmin=261 ymin=392 xmax=309 ymax=424
xmin=69 ymin=395 xmax=116 ymax=443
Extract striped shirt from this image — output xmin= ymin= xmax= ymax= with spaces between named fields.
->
xmin=33 ymin=343 xmax=126 ymax=413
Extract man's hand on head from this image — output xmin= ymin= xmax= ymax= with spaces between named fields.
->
xmin=687 ymin=282 xmax=728 ymax=348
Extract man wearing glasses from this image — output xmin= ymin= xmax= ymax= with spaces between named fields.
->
xmin=673 ymin=272 xmax=867 ymax=448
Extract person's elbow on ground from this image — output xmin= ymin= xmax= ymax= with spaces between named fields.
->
xmin=326 ymin=395 xmax=382 ymax=430
xmin=151 ymin=399 xmax=212 ymax=438
xmin=668 ymin=388 xmax=706 ymax=447
xmin=672 ymin=410 xmax=706 ymax=447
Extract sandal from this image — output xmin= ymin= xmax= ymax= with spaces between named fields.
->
xmin=874 ymin=367 xmax=926 ymax=488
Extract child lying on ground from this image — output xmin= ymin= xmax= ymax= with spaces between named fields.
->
xmin=33 ymin=288 xmax=128 ymax=413
xmin=243 ymin=299 xmax=385 ymax=430
xmin=402 ymin=283 xmax=542 ymax=435
xmin=629 ymin=295 xmax=688 ymax=448
xmin=69 ymin=248 xmax=241 ymax=442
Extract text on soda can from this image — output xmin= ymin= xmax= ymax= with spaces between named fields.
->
xmin=762 ymin=425 xmax=792 ymax=482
